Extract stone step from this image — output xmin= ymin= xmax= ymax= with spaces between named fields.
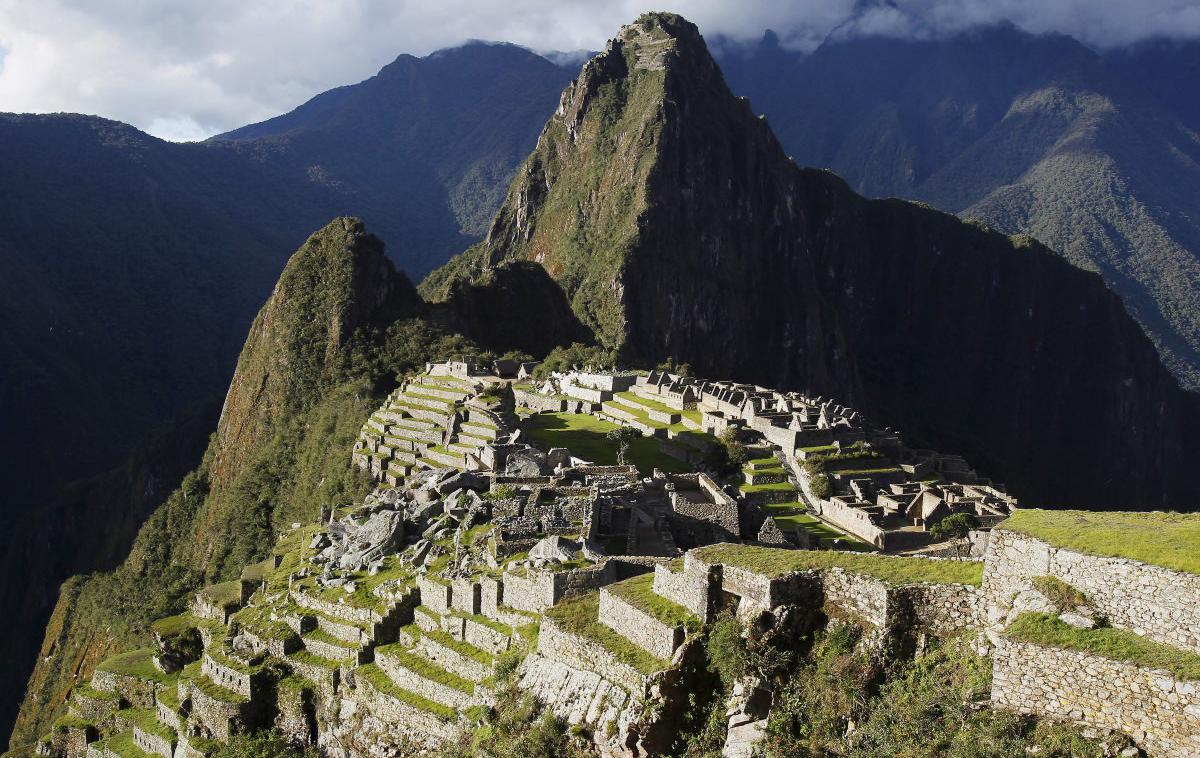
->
xmin=409 ymin=384 xmax=471 ymax=402
xmin=414 ymin=630 xmax=494 ymax=683
xmin=459 ymin=423 xmax=497 ymax=440
xmin=443 ymin=612 xmax=513 ymax=655
xmin=401 ymin=392 xmax=455 ymax=412
xmin=373 ymin=644 xmax=477 ymax=710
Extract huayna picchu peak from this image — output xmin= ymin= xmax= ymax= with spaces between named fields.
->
xmin=9 ymin=9 xmax=1200 ymax=758
xmin=424 ymin=13 xmax=1200 ymax=511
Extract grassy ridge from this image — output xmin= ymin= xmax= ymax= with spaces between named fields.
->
xmin=693 ymin=544 xmax=983 ymax=585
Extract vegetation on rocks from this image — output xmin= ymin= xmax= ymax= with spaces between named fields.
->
xmin=8 ymin=219 xmax=491 ymax=752
xmin=1005 ymin=612 xmax=1200 ymax=680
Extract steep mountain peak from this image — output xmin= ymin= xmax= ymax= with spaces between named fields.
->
xmin=213 ymin=217 xmax=419 ymax=490
xmin=425 ymin=12 xmax=1200 ymax=508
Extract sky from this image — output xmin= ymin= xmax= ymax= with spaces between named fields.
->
xmin=0 ymin=0 xmax=1197 ymax=142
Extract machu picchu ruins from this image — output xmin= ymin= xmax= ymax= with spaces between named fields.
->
xmin=37 ymin=359 xmax=1200 ymax=758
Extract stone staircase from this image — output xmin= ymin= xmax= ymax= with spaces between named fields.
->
xmin=352 ymin=372 xmax=511 ymax=487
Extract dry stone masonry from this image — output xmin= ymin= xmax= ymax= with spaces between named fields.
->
xmin=38 ymin=360 xmax=1200 ymax=758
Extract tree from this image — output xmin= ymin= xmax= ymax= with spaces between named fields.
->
xmin=929 ymin=512 xmax=980 ymax=559
xmin=606 ymin=426 xmax=640 ymax=465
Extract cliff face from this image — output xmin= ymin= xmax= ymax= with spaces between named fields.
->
xmin=8 ymin=219 xmax=422 ymax=751
xmin=426 ymin=13 xmax=1200 ymax=508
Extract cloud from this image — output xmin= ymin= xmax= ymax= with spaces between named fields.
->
xmin=0 ymin=0 xmax=1196 ymax=141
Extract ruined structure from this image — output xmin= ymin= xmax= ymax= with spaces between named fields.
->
xmin=37 ymin=362 xmax=1199 ymax=758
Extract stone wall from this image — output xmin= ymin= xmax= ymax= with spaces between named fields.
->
xmin=90 ymin=671 xmax=157 ymax=710
xmin=417 ymin=576 xmax=453 ymax=615
xmin=598 ymin=588 xmax=682 ymax=660
xmin=992 ymin=638 xmax=1200 ymax=758
xmin=652 ymin=560 xmax=709 ymax=620
xmin=819 ymin=568 xmax=889 ymax=626
xmin=538 ymin=617 xmax=647 ymax=693
xmin=895 ymin=582 xmax=987 ymax=635
xmin=984 ymin=530 xmax=1200 ymax=653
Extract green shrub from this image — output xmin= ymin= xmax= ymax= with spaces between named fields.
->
xmin=1030 ymin=576 xmax=1089 ymax=612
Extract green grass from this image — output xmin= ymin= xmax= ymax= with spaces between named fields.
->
xmin=606 ymin=574 xmax=700 ymax=631
xmin=149 ymin=612 xmax=198 ymax=638
xmin=693 ymin=544 xmax=983 ymax=585
xmin=72 ymin=683 xmax=120 ymax=703
xmin=453 ymin=611 xmax=514 ymax=636
xmin=52 ymin=714 xmax=95 ymax=732
xmin=545 ymin=593 xmax=668 ymax=675
xmin=1006 ymin=613 xmax=1200 ymax=680
xmin=768 ymin=510 xmax=871 ymax=549
xmin=106 ymin=731 xmax=157 ymax=758
xmin=288 ymin=650 xmax=343 ymax=670
xmin=998 ymin=510 xmax=1200 ymax=575
xmin=304 ymin=628 xmax=357 ymax=650
xmin=521 ymin=412 xmax=688 ymax=475
xmin=1031 ymin=576 xmax=1089 ymax=611
xmin=740 ymin=481 xmax=798 ymax=494
xmin=117 ymin=707 xmax=175 ymax=741
xmin=356 ymin=663 xmax=457 ymax=721
xmin=423 ymin=628 xmax=495 ymax=666
xmin=615 ymin=390 xmax=679 ymax=416
xmin=97 ymin=648 xmax=170 ymax=683
xmin=375 ymin=645 xmax=475 ymax=693
xmin=199 ymin=580 xmax=243 ymax=609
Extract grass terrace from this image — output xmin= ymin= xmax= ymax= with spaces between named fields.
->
xmin=421 ymin=628 xmax=495 ymax=666
xmin=51 ymin=714 xmax=95 ymax=732
xmin=118 ymin=708 xmax=175 ymax=741
xmin=149 ymin=612 xmax=199 ymax=638
xmin=199 ymin=580 xmax=243 ymax=609
xmin=614 ymin=390 xmax=677 ymax=417
xmin=288 ymin=650 xmax=342 ymax=670
xmin=179 ymin=661 xmax=247 ymax=704
xmin=1006 ymin=613 xmax=1200 ymax=680
xmin=606 ymin=574 xmax=700 ymax=631
xmin=375 ymin=644 xmax=475 ymax=693
xmin=693 ymin=543 xmax=983 ymax=585
xmin=72 ymin=683 xmax=119 ymax=703
xmin=545 ymin=592 xmax=668 ymax=675
xmin=106 ymin=731 xmax=156 ymax=758
xmin=522 ymin=412 xmax=689 ymax=475
xmin=740 ymin=481 xmax=798 ymax=494
xmin=356 ymin=663 xmax=457 ymax=721
xmin=97 ymin=649 xmax=171 ymax=684
xmin=998 ymin=509 xmax=1200 ymax=575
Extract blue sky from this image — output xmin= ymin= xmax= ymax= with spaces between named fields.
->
xmin=0 ymin=0 xmax=1197 ymax=142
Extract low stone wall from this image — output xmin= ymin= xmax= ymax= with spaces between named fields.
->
xmin=68 ymin=689 xmax=119 ymax=723
xmin=896 ymin=582 xmax=987 ymax=635
xmin=202 ymin=653 xmax=263 ymax=698
xmin=815 ymin=568 xmax=889 ymax=625
xmin=514 ymin=390 xmax=569 ymax=413
xmin=652 ymin=560 xmax=709 ymax=619
xmin=90 ymin=671 xmax=157 ymax=710
xmin=984 ymin=530 xmax=1200 ymax=653
xmin=132 ymin=725 xmax=174 ymax=758
xmin=599 ymin=588 xmax=682 ymax=660
xmin=417 ymin=637 xmax=490 ymax=682
xmin=350 ymin=669 xmax=458 ymax=745
xmin=812 ymin=498 xmax=888 ymax=548
xmin=374 ymin=651 xmax=475 ymax=709
xmin=538 ymin=617 xmax=647 ymax=693
xmin=500 ymin=571 xmax=554 ymax=613
xmin=460 ymin=616 xmax=512 ymax=655
xmin=451 ymin=578 xmax=481 ymax=615
xmin=992 ymin=638 xmax=1200 ymax=758
xmin=185 ymin=681 xmax=248 ymax=741
xmin=417 ymin=577 xmax=453 ymax=615
xmin=291 ymin=588 xmax=381 ymax=625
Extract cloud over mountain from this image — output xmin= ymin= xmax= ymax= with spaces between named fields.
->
xmin=0 ymin=0 xmax=1197 ymax=140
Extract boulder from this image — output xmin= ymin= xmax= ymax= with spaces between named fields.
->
xmin=506 ymin=449 xmax=548 ymax=477
xmin=1058 ymin=611 xmax=1098 ymax=630
xmin=436 ymin=471 xmax=489 ymax=494
xmin=529 ymin=535 xmax=580 ymax=563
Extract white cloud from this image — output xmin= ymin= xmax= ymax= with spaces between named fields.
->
xmin=0 ymin=0 xmax=1195 ymax=141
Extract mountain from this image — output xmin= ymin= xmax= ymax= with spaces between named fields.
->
xmin=424 ymin=13 xmax=1200 ymax=509
xmin=0 ymin=45 xmax=571 ymax=747
xmin=715 ymin=25 xmax=1200 ymax=389
xmin=7 ymin=218 xmax=485 ymax=751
